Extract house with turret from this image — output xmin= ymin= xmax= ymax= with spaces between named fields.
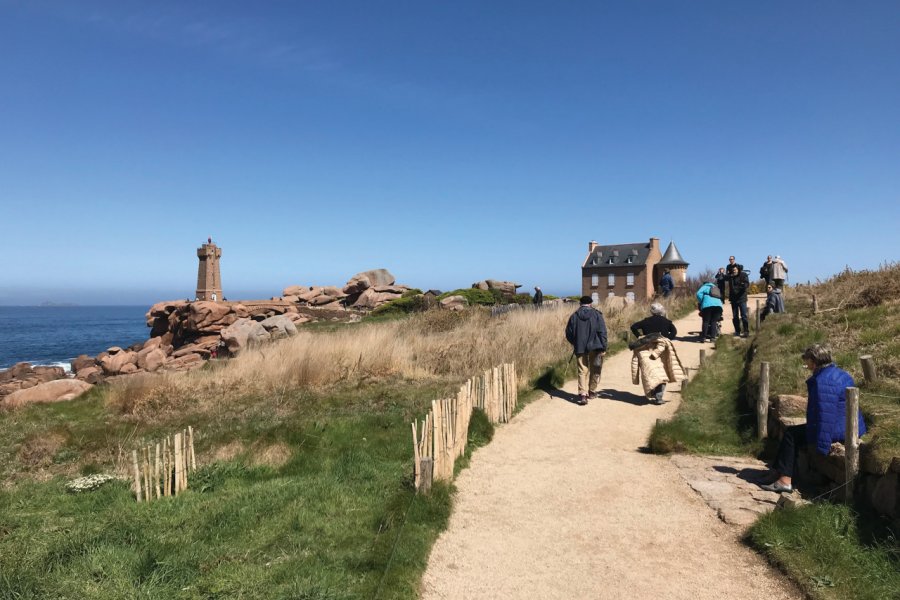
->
xmin=581 ymin=237 xmax=689 ymax=303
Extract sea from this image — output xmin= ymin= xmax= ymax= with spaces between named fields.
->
xmin=0 ymin=306 xmax=150 ymax=372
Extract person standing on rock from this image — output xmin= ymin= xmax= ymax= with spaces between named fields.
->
xmin=565 ymin=296 xmax=608 ymax=406
xmin=727 ymin=264 xmax=750 ymax=337
xmin=533 ymin=286 xmax=543 ymax=307
xmin=771 ymin=255 xmax=789 ymax=289
xmin=759 ymin=345 xmax=867 ymax=492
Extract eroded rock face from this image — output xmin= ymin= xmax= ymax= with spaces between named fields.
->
xmin=343 ymin=269 xmax=396 ymax=295
xmin=137 ymin=348 xmax=167 ymax=372
xmin=3 ymin=379 xmax=92 ymax=409
xmin=440 ymin=295 xmax=468 ymax=311
xmin=99 ymin=350 xmax=138 ymax=376
xmin=471 ymin=279 xmax=521 ymax=296
xmin=70 ymin=355 xmax=96 ymax=373
xmin=221 ymin=318 xmax=270 ymax=354
xmin=259 ymin=315 xmax=298 ymax=339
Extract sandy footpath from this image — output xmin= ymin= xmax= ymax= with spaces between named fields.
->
xmin=421 ymin=302 xmax=800 ymax=599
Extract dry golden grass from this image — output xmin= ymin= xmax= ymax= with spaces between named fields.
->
xmin=792 ymin=262 xmax=900 ymax=311
xmin=107 ymin=300 xmax=664 ymax=417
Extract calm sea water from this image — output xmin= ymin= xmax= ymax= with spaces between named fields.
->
xmin=0 ymin=306 xmax=149 ymax=371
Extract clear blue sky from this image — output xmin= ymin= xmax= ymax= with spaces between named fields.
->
xmin=1 ymin=1 xmax=898 ymax=305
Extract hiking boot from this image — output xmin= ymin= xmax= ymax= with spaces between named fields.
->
xmin=760 ymin=481 xmax=793 ymax=493
xmin=577 ymin=395 xmax=589 ymax=406
xmin=588 ymin=391 xmax=602 ymax=399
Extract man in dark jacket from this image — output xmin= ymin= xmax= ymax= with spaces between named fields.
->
xmin=759 ymin=256 xmax=774 ymax=286
xmin=659 ymin=269 xmax=674 ymax=297
xmin=533 ymin=286 xmax=543 ymax=307
xmin=714 ymin=267 xmax=727 ymax=299
xmin=728 ymin=264 xmax=750 ymax=337
xmin=565 ymin=296 xmax=608 ymax=405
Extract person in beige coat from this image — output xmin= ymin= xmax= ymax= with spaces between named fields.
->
xmin=631 ymin=335 xmax=685 ymax=404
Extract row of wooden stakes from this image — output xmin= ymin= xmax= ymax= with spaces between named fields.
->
xmin=412 ymin=363 xmax=518 ymax=494
xmin=131 ymin=427 xmax=197 ymax=502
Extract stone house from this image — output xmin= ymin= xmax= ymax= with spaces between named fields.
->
xmin=581 ymin=237 xmax=689 ymax=303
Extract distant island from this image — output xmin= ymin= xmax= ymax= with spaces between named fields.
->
xmin=38 ymin=301 xmax=80 ymax=307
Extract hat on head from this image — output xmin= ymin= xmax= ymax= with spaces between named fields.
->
xmin=579 ymin=295 xmax=593 ymax=305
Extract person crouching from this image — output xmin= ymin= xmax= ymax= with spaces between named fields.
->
xmin=629 ymin=304 xmax=685 ymax=405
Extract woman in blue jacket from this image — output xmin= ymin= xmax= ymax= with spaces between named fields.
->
xmin=695 ymin=282 xmax=723 ymax=342
xmin=760 ymin=344 xmax=867 ymax=492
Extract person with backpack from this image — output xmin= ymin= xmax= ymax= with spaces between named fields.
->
xmin=771 ymin=255 xmax=789 ymax=289
xmin=759 ymin=256 xmax=774 ymax=286
xmin=565 ymin=296 xmax=608 ymax=406
xmin=696 ymin=281 xmax=724 ymax=342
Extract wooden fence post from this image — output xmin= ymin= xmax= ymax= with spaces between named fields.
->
xmin=174 ymin=432 xmax=183 ymax=495
xmin=757 ymin=362 xmax=770 ymax=440
xmin=699 ymin=349 xmax=707 ymax=367
xmin=844 ymin=387 xmax=860 ymax=503
xmin=132 ymin=450 xmax=142 ymax=502
xmin=419 ymin=457 xmax=433 ymax=495
xmin=859 ymin=355 xmax=877 ymax=384
xmin=812 ymin=294 xmax=819 ymax=313
xmin=755 ymin=299 xmax=761 ymax=331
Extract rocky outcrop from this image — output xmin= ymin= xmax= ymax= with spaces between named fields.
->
xmin=440 ymin=295 xmax=468 ymax=311
xmin=342 ymin=269 xmax=396 ymax=295
xmin=221 ymin=318 xmax=271 ymax=354
xmin=0 ymin=362 xmax=69 ymax=401
xmin=3 ymin=379 xmax=92 ymax=409
xmin=260 ymin=315 xmax=298 ymax=339
xmin=472 ymin=279 xmax=521 ymax=296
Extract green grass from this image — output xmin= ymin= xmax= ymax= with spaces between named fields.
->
xmin=748 ymin=503 xmax=900 ymax=600
xmin=0 ymin=376 xmax=467 ymax=599
xmin=649 ymin=336 xmax=762 ymax=455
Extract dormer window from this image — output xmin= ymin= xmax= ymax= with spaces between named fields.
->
xmin=626 ymin=256 xmax=633 ymax=264
xmin=607 ymin=257 xmax=615 ymax=264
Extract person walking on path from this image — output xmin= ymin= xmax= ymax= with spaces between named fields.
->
xmin=565 ymin=296 xmax=608 ymax=406
xmin=629 ymin=303 xmax=683 ymax=404
xmin=728 ymin=264 xmax=751 ymax=337
xmin=759 ymin=256 xmax=774 ymax=286
xmin=532 ymin=286 xmax=543 ymax=307
xmin=759 ymin=345 xmax=867 ymax=493
xmin=630 ymin=302 xmax=677 ymax=340
xmin=659 ymin=269 xmax=674 ymax=298
xmin=696 ymin=281 xmax=724 ymax=342
xmin=771 ymin=256 xmax=789 ymax=289
xmin=760 ymin=284 xmax=785 ymax=322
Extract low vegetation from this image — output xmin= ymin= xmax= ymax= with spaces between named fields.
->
xmin=0 ymin=297 xmax=674 ymax=598
xmin=650 ymin=263 xmax=900 ymax=599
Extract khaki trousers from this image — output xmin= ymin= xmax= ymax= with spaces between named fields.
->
xmin=575 ymin=351 xmax=603 ymax=395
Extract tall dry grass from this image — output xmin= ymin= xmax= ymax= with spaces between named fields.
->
xmin=107 ymin=300 xmax=666 ymax=417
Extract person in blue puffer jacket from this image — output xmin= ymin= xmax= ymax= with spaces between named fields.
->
xmin=695 ymin=281 xmax=723 ymax=342
xmin=760 ymin=344 xmax=867 ymax=493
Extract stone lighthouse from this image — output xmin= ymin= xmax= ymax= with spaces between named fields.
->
xmin=196 ymin=237 xmax=223 ymax=302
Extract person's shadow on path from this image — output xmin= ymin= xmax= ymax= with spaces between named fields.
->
xmin=540 ymin=384 xmax=651 ymax=407
xmin=540 ymin=385 xmax=583 ymax=405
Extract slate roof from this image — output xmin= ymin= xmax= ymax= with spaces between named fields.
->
xmin=658 ymin=241 xmax=689 ymax=266
xmin=582 ymin=242 xmax=652 ymax=269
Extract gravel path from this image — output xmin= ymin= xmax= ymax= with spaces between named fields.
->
xmin=421 ymin=303 xmax=800 ymax=599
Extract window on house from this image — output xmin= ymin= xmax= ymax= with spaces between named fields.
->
xmin=626 ymin=273 xmax=634 ymax=286
xmin=608 ymin=273 xmax=615 ymax=287
xmin=608 ymin=291 xmax=616 ymax=298
xmin=591 ymin=292 xmax=599 ymax=304
xmin=626 ymin=292 xmax=635 ymax=302
xmin=591 ymin=274 xmax=599 ymax=287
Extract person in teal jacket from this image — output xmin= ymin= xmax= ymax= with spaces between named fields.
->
xmin=695 ymin=281 xmax=723 ymax=342
xmin=760 ymin=344 xmax=867 ymax=493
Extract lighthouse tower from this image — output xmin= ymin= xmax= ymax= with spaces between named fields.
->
xmin=196 ymin=237 xmax=223 ymax=302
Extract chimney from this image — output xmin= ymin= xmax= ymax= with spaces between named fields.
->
xmin=588 ymin=240 xmax=598 ymax=253
xmin=649 ymin=237 xmax=660 ymax=252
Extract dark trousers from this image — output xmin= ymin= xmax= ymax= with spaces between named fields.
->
xmin=774 ymin=424 xmax=808 ymax=478
xmin=700 ymin=306 xmax=723 ymax=339
xmin=731 ymin=300 xmax=749 ymax=334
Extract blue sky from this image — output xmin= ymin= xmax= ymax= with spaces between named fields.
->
xmin=1 ymin=1 xmax=898 ymax=304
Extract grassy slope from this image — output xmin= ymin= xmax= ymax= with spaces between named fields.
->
xmin=649 ymin=265 xmax=900 ymax=600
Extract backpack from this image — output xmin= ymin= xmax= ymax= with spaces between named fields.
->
xmin=708 ymin=285 xmax=722 ymax=299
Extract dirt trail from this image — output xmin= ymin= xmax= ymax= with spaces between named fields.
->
xmin=421 ymin=303 xmax=800 ymax=600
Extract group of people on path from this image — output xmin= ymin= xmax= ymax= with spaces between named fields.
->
xmin=564 ymin=259 xmax=866 ymax=498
